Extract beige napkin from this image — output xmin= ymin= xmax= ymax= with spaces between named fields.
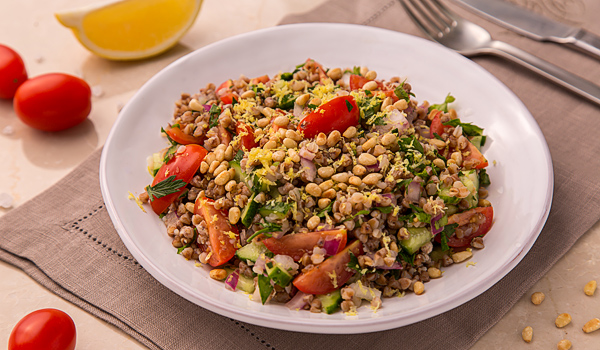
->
xmin=2 ymin=1 xmax=600 ymax=349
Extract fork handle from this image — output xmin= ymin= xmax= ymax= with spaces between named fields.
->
xmin=488 ymin=40 xmax=600 ymax=106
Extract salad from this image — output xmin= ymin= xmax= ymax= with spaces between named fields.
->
xmin=138 ymin=59 xmax=493 ymax=314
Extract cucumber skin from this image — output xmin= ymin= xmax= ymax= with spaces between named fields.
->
xmin=236 ymin=241 xmax=268 ymax=262
xmin=459 ymin=170 xmax=479 ymax=209
xmin=317 ymin=290 xmax=342 ymax=314
xmin=236 ymin=274 xmax=255 ymax=294
xmin=241 ymin=193 xmax=259 ymax=227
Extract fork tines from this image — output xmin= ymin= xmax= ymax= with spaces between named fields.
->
xmin=399 ymin=0 xmax=457 ymax=39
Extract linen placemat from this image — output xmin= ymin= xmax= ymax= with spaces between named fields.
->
xmin=2 ymin=1 xmax=600 ymax=349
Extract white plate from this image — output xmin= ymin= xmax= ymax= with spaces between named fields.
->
xmin=99 ymin=23 xmax=553 ymax=334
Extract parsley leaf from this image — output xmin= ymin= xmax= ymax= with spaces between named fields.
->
xmin=245 ymin=222 xmax=282 ymax=243
xmin=394 ymin=81 xmax=411 ymax=102
xmin=443 ymin=118 xmax=484 ymax=136
xmin=145 ymin=175 xmax=186 ymax=201
xmin=345 ymin=99 xmax=354 ymax=112
xmin=281 ymin=72 xmax=293 ymax=81
xmin=429 ymin=93 xmax=455 ymax=113
xmin=177 ymin=228 xmax=198 ymax=254
xmin=398 ymin=135 xmax=424 ymax=154
xmin=347 ymin=251 xmax=361 ymax=272
xmin=208 ymin=105 xmax=221 ymax=128
xmin=479 ymin=169 xmax=491 ymax=187
xmin=316 ymin=201 xmax=334 ymax=218
xmin=232 ymin=150 xmax=244 ymax=162
xmin=374 ymin=206 xmax=394 ymax=214
xmin=398 ymin=249 xmax=415 ymax=265
xmin=440 ymin=223 xmax=458 ymax=251
xmin=409 ymin=204 xmax=431 ymax=223
xmin=278 ymin=94 xmax=296 ymax=110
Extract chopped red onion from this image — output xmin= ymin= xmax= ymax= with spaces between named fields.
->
xmin=286 ymin=291 xmax=308 ymax=310
xmin=323 ymin=237 xmax=342 ymax=256
xmin=270 ymin=230 xmax=284 ymax=239
xmin=365 ymin=162 xmax=380 ymax=172
xmin=300 ymin=157 xmax=316 ymax=181
xmin=405 ymin=106 xmax=416 ymax=123
xmin=202 ymin=104 xmax=212 ymax=112
xmin=406 ymin=181 xmax=422 ymax=203
xmin=224 ymin=269 xmax=240 ymax=291
xmin=163 ymin=211 xmax=179 ymax=227
xmin=430 ymin=213 xmax=444 ymax=236
xmin=388 ymin=109 xmax=410 ymax=130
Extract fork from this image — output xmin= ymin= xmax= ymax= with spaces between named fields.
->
xmin=400 ymin=0 xmax=600 ymax=106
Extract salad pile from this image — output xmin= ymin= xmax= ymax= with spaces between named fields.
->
xmin=139 ymin=59 xmax=493 ymax=314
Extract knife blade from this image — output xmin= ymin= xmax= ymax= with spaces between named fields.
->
xmin=453 ymin=0 xmax=600 ymax=60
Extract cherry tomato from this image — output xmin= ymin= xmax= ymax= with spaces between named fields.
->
xmin=463 ymin=140 xmax=488 ymax=169
xmin=13 ymin=73 xmax=91 ymax=132
xmin=194 ymin=197 xmax=239 ymax=266
xmin=293 ymin=240 xmax=363 ymax=295
xmin=0 ymin=44 xmax=27 ymax=99
xmin=164 ymin=125 xmax=205 ymax=145
xmin=349 ymin=74 xmax=380 ymax=91
xmin=435 ymin=206 xmax=494 ymax=248
xmin=9 ymin=308 xmax=76 ymax=350
xmin=236 ymin=122 xmax=257 ymax=151
xmin=263 ymin=229 xmax=347 ymax=261
xmin=429 ymin=110 xmax=452 ymax=138
xmin=149 ymin=144 xmax=207 ymax=215
xmin=297 ymin=96 xmax=359 ymax=139
xmin=216 ymin=79 xmax=237 ymax=105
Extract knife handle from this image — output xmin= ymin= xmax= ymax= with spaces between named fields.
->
xmin=569 ymin=29 xmax=600 ymax=60
xmin=490 ymin=40 xmax=600 ymax=106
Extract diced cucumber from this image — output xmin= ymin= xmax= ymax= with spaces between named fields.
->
xmin=257 ymin=274 xmax=273 ymax=305
xmin=235 ymin=240 xmax=270 ymax=262
xmin=147 ymin=152 xmax=163 ymax=176
xmin=236 ymin=274 xmax=255 ymax=294
xmin=470 ymin=135 xmax=486 ymax=151
xmin=258 ymin=201 xmax=290 ymax=219
xmin=241 ymin=193 xmax=260 ymax=227
xmin=401 ymin=227 xmax=434 ymax=255
xmin=459 ymin=170 xmax=479 ymax=209
xmin=438 ymin=183 xmax=461 ymax=205
xmin=446 ymin=204 xmax=459 ymax=216
xmin=316 ymin=290 xmax=342 ymax=314
xmin=266 ymin=260 xmax=293 ymax=287
xmin=229 ymin=160 xmax=246 ymax=183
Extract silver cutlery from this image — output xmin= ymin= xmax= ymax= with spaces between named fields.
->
xmin=453 ymin=0 xmax=600 ymax=60
xmin=399 ymin=0 xmax=600 ymax=106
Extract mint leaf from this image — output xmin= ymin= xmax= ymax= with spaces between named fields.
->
xmin=146 ymin=175 xmax=186 ymax=201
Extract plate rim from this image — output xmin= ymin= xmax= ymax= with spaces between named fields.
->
xmin=99 ymin=22 xmax=554 ymax=334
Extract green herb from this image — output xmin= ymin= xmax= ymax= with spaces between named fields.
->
xmin=307 ymin=103 xmax=319 ymax=109
xmin=145 ymin=175 xmax=186 ymax=201
xmin=479 ymin=169 xmax=491 ymax=187
xmin=232 ymin=150 xmax=244 ymax=162
xmin=398 ymin=249 xmax=415 ymax=265
xmin=374 ymin=206 xmax=393 ymax=214
xmin=443 ymin=118 xmax=484 ymax=136
xmin=316 ymin=201 xmax=334 ymax=218
xmin=398 ymin=135 xmax=424 ymax=154
xmin=246 ymin=222 xmax=282 ymax=243
xmin=232 ymin=97 xmax=239 ymax=106
xmin=257 ymin=274 xmax=273 ymax=305
xmin=433 ymin=215 xmax=448 ymax=232
xmin=358 ymin=95 xmax=383 ymax=125
xmin=161 ymin=127 xmax=178 ymax=146
xmin=278 ymin=94 xmax=296 ymax=110
xmin=439 ymin=223 xmax=458 ymax=251
xmin=344 ymin=209 xmax=371 ymax=222
xmin=292 ymin=62 xmax=306 ymax=74
xmin=208 ymin=105 xmax=221 ymax=128
xmin=343 ymin=66 xmax=362 ymax=76
xmin=347 ymin=251 xmax=361 ymax=272
xmin=251 ymin=84 xmax=264 ymax=94
xmin=345 ymin=99 xmax=354 ymax=112
xmin=281 ymin=72 xmax=293 ymax=81
xmin=178 ymin=189 xmax=189 ymax=200
xmin=262 ymin=202 xmax=290 ymax=215
xmin=429 ymin=93 xmax=455 ymax=113
xmin=409 ymin=204 xmax=431 ymax=223
xmin=395 ymin=178 xmax=412 ymax=192
xmin=177 ymin=228 xmax=198 ymax=254
xmin=394 ymin=81 xmax=411 ymax=102
xmin=365 ymin=90 xmax=373 ymax=97
xmin=162 ymin=145 xmax=178 ymax=163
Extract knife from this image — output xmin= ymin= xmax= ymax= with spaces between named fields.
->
xmin=453 ymin=0 xmax=600 ymax=60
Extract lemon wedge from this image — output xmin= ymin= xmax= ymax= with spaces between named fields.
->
xmin=55 ymin=0 xmax=203 ymax=60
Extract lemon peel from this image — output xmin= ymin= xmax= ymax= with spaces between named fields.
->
xmin=55 ymin=0 xmax=202 ymax=60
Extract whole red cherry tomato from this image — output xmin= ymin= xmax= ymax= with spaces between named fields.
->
xmin=13 ymin=73 xmax=91 ymax=132
xmin=8 ymin=308 xmax=76 ymax=350
xmin=0 ymin=44 xmax=28 ymax=99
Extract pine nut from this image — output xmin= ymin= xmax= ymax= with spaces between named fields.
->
xmin=285 ymin=129 xmax=302 ymax=141
xmin=305 ymin=183 xmax=322 ymax=197
xmin=200 ymin=161 xmax=209 ymax=174
xmin=189 ymin=98 xmax=204 ymax=111
xmin=274 ymin=115 xmax=290 ymax=127
xmin=451 ymin=250 xmax=472 ymax=263
xmin=257 ymin=117 xmax=270 ymax=128
xmin=349 ymin=176 xmax=362 ymax=187
xmin=358 ymin=153 xmax=378 ymax=166
xmin=362 ymin=81 xmax=378 ymax=91
xmin=557 ymin=339 xmax=571 ymax=350
xmin=327 ymin=130 xmax=341 ymax=147
xmin=584 ymin=280 xmax=597 ymax=296
xmin=362 ymin=173 xmax=383 ymax=186
xmin=240 ymin=90 xmax=255 ymax=99
xmin=331 ymin=172 xmax=350 ymax=183
xmin=322 ymin=188 xmax=336 ymax=199
xmin=209 ymin=269 xmax=228 ymax=281
xmin=365 ymin=70 xmax=377 ymax=80
xmin=319 ymin=180 xmax=334 ymax=192
xmin=393 ymin=99 xmax=408 ymax=110
xmin=362 ymin=137 xmax=377 ymax=151
xmin=296 ymin=93 xmax=310 ymax=106
xmin=583 ymin=318 xmax=600 ymax=333
xmin=343 ymin=126 xmax=357 ymax=139
xmin=555 ymin=313 xmax=572 ymax=328
xmin=228 ymin=207 xmax=241 ymax=224
xmin=225 ymin=180 xmax=237 ymax=192
xmin=531 ymin=292 xmax=545 ymax=305
xmin=264 ymin=140 xmax=277 ymax=149
xmin=318 ymin=198 xmax=331 ymax=209
xmin=413 ymin=281 xmax=425 ymax=295
xmin=307 ymin=215 xmax=321 ymax=230
xmin=521 ymin=326 xmax=533 ymax=343
xmin=283 ymin=137 xmax=297 ymax=149
xmin=327 ymin=67 xmax=343 ymax=80
xmin=381 ymin=133 xmax=397 ymax=146
xmin=214 ymin=170 xmax=231 ymax=186
xmin=317 ymin=166 xmax=335 ymax=179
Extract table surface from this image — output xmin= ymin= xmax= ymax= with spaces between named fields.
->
xmin=1 ymin=0 xmax=599 ymax=348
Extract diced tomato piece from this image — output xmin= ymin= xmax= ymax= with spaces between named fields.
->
xmin=216 ymin=79 xmax=237 ymax=105
xmin=297 ymin=96 xmax=359 ymax=139
xmin=194 ymin=197 xmax=239 ymax=266
xmin=164 ymin=125 xmax=205 ymax=145
xmin=149 ymin=144 xmax=207 ymax=215
xmin=250 ymin=75 xmax=269 ymax=85
xmin=292 ymin=240 xmax=363 ymax=295
xmin=429 ymin=110 xmax=453 ymax=138
xmin=463 ymin=140 xmax=488 ymax=169
xmin=236 ymin=122 xmax=257 ymax=150
xmin=263 ymin=229 xmax=347 ymax=261
xmin=217 ymin=125 xmax=232 ymax=145
xmin=436 ymin=206 xmax=494 ymax=248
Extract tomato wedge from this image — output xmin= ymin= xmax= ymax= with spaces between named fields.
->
xmin=436 ymin=206 xmax=494 ymax=248
xmin=293 ymin=240 xmax=363 ymax=295
xmin=216 ymin=79 xmax=237 ymax=105
xmin=164 ymin=125 xmax=205 ymax=145
xmin=250 ymin=74 xmax=269 ymax=85
xmin=463 ymin=140 xmax=488 ymax=169
xmin=263 ymin=229 xmax=347 ymax=261
xmin=297 ymin=96 xmax=359 ymax=139
xmin=194 ymin=197 xmax=239 ymax=266
xmin=148 ymin=144 xmax=207 ymax=215
xmin=429 ymin=110 xmax=452 ymax=138
xmin=236 ymin=122 xmax=257 ymax=150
